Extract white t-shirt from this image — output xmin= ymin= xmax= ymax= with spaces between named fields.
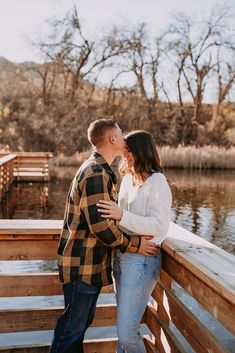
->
xmin=118 ymin=173 xmax=172 ymax=245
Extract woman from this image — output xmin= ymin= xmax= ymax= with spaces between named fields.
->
xmin=97 ymin=130 xmax=172 ymax=353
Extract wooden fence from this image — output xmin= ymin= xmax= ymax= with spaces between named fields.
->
xmin=0 ymin=220 xmax=234 ymax=352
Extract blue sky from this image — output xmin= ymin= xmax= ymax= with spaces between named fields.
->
xmin=0 ymin=0 xmax=228 ymax=63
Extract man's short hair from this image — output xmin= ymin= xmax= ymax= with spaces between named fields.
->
xmin=87 ymin=119 xmax=117 ymax=147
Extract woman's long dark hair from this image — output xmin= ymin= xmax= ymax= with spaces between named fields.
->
xmin=124 ymin=130 xmax=163 ymax=177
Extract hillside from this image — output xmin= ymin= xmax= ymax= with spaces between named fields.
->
xmin=0 ymin=57 xmax=235 ymax=155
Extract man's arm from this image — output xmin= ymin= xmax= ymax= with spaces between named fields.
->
xmin=80 ymin=171 xmax=140 ymax=253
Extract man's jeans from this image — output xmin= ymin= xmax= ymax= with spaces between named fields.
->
xmin=49 ymin=279 xmax=101 ymax=353
xmin=113 ymin=251 xmax=162 ymax=353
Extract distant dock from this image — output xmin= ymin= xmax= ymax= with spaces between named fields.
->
xmin=0 ymin=152 xmax=53 ymax=200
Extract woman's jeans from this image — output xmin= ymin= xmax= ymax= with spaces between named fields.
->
xmin=49 ymin=279 xmax=101 ymax=353
xmin=113 ymin=251 xmax=162 ymax=353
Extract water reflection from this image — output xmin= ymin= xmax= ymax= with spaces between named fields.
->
xmin=166 ymin=169 xmax=235 ymax=254
xmin=0 ymin=167 xmax=234 ymax=255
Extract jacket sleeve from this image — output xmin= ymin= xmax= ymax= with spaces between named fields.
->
xmin=80 ymin=171 xmax=140 ymax=253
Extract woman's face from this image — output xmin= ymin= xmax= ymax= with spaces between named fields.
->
xmin=124 ymin=145 xmax=135 ymax=169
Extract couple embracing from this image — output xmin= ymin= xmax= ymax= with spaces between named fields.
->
xmin=49 ymin=119 xmax=172 ymax=353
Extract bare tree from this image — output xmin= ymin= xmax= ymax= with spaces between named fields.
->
xmin=166 ymin=6 xmax=234 ymax=142
xmin=36 ymin=6 xmax=125 ymax=103
xmin=210 ymin=47 xmax=235 ymax=131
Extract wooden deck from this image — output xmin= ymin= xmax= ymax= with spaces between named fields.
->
xmin=0 ymin=152 xmax=53 ymax=183
xmin=0 ymin=220 xmax=234 ymax=352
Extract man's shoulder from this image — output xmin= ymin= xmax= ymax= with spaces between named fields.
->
xmin=75 ymin=158 xmax=107 ymax=184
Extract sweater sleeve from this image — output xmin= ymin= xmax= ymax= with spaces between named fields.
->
xmin=118 ymin=174 xmax=172 ymax=239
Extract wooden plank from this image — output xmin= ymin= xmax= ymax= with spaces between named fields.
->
xmin=152 ymin=280 xmax=230 ymax=353
xmin=0 ymin=234 xmax=60 ymax=240
xmin=151 ymin=270 xmax=173 ymax=353
xmin=0 ymin=273 xmax=114 ymax=296
xmin=0 ymin=273 xmax=62 ymax=297
xmin=0 ymin=220 xmax=63 ymax=234
xmin=0 ymin=154 xmax=16 ymax=165
xmin=163 ymin=222 xmax=235 ymax=305
xmin=0 ymin=338 xmax=117 ymax=353
xmin=162 ymin=253 xmax=235 ymax=335
xmin=0 ymin=304 xmax=117 ymax=332
xmin=0 ymin=152 xmax=53 ymax=158
xmin=145 ymin=305 xmax=187 ymax=353
xmin=144 ymin=338 xmax=160 ymax=353
xmin=0 ymin=239 xmax=58 ymax=260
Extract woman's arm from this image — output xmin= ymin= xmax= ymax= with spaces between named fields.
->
xmin=97 ymin=174 xmax=172 ymax=239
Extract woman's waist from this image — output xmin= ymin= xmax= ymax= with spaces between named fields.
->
xmin=116 ymin=248 xmax=161 ymax=262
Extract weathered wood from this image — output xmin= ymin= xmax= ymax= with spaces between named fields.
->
xmin=144 ymin=338 xmax=160 ymax=353
xmin=0 ymin=338 xmax=118 ymax=353
xmin=163 ymin=222 xmax=235 ymax=306
xmin=0 ymin=220 xmax=234 ymax=353
xmin=153 ymin=269 xmax=173 ymax=353
xmin=0 ymin=304 xmax=117 ymax=332
xmin=145 ymin=305 xmax=187 ymax=353
xmin=0 ymin=154 xmax=16 ymax=165
xmin=0 ymin=219 xmax=62 ymax=234
xmin=152 ymin=280 xmax=230 ymax=353
xmin=162 ymin=253 xmax=235 ymax=335
xmin=0 ymin=239 xmax=58 ymax=260
xmin=0 ymin=273 xmax=114 ymax=296
xmin=0 ymin=154 xmax=16 ymax=200
xmin=0 ymin=152 xmax=53 ymax=182
xmin=0 ymin=152 xmax=53 ymax=158
xmin=0 ymin=273 xmax=62 ymax=297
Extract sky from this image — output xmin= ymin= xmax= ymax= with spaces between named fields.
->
xmin=0 ymin=0 xmax=229 ymax=63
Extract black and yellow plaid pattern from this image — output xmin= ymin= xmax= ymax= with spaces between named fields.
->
xmin=58 ymin=152 xmax=140 ymax=287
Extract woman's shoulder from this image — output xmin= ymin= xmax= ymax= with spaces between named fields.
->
xmin=149 ymin=172 xmax=170 ymax=188
xmin=150 ymin=172 xmax=167 ymax=182
xmin=120 ymin=173 xmax=132 ymax=186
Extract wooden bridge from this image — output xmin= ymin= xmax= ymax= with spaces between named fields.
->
xmin=0 ymin=152 xmax=53 ymax=200
xmin=0 ymin=220 xmax=234 ymax=352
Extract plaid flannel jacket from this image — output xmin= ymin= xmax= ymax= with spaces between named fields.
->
xmin=58 ymin=152 xmax=141 ymax=287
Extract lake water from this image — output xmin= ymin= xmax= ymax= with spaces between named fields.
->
xmin=1 ymin=167 xmax=235 ymax=255
xmin=0 ymin=167 xmax=234 ymax=351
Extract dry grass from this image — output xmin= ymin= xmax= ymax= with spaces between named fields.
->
xmin=53 ymin=150 xmax=92 ymax=166
xmin=159 ymin=145 xmax=235 ymax=169
xmin=53 ymin=146 xmax=235 ymax=169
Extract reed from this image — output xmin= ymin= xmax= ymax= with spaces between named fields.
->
xmin=53 ymin=146 xmax=235 ymax=169
xmin=53 ymin=150 xmax=91 ymax=166
xmin=160 ymin=145 xmax=235 ymax=169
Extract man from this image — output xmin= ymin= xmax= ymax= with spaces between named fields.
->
xmin=49 ymin=119 xmax=158 ymax=353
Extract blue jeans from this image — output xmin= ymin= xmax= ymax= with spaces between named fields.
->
xmin=49 ymin=279 xmax=101 ymax=353
xmin=113 ymin=251 xmax=162 ymax=353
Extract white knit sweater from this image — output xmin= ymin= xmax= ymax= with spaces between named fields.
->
xmin=118 ymin=173 xmax=172 ymax=245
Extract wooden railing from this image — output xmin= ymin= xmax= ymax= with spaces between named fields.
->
xmin=0 ymin=154 xmax=16 ymax=200
xmin=0 ymin=152 xmax=53 ymax=182
xmin=0 ymin=220 xmax=234 ymax=353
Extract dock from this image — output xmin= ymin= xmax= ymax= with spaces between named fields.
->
xmin=0 ymin=220 xmax=234 ymax=352
xmin=0 ymin=152 xmax=53 ymax=200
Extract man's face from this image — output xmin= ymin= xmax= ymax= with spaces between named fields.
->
xmin=113 ymin=126 xmax=125 ymax=154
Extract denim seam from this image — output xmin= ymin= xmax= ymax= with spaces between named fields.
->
xmin=54 ymin=281 xmax=76 ymax=353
